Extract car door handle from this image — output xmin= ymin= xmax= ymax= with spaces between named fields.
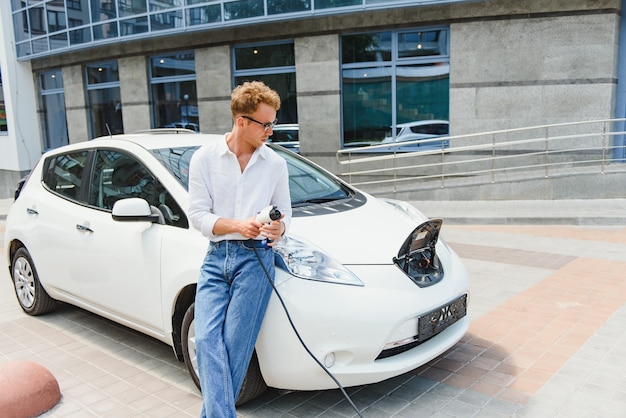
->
xmin=26 ymin=207 xmax=39 ymax=215
xmin=76 ymin=223 xmax=94 ymax=233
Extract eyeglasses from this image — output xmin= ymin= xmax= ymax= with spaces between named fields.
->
xmin=241 ymin=115 xmax=278 ymax=132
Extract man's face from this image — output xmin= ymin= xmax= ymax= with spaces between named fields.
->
xmin=241 ymin=102 xmax=277 ymax=149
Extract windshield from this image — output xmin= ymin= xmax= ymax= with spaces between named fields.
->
xmin=151 ymin=145 xmax=352 ymax=206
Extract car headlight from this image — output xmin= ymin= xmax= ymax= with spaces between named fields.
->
xmin=273 ymin=236 xmax=364 ymax=286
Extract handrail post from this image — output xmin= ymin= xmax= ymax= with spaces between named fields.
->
xmin=601 ymin=123 xmax=607 ymax=174
xmin=491 ymin=133 xmax=496 ymax=183
xmin=544 ymin=126 xmax=550 ymax=178
xmin=441 ymin=137 xmax=446 ymax=188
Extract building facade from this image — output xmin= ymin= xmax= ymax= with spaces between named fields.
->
xmin=1 ymin=0 xmax=624 ymax=198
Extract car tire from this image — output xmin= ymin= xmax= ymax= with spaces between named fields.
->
xmin=181 ymin=302 xmax=268 ymax=405
xmin=11 ymin=247 xmax=56 ymax=315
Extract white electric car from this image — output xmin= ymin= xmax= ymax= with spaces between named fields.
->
xmin=5 ymin=130 xmax=469 ymax=404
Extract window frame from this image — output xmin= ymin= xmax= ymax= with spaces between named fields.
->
xmin=340 ymin=26 xmax=450 ymax=150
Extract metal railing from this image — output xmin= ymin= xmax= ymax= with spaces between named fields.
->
xmin=336 ymin=119 xmax=626 ymax=193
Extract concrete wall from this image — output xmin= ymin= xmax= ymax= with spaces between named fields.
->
xmin=119 ymin=56 xmax=151 ymax=134
xmin=450 ymin=2 xmax=620 ymax=143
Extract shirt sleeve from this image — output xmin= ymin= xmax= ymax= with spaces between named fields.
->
xmin=188 ymin=146 xmax=220 ymax=240
xmin=273 ymin=159 xmax=292 ymax=236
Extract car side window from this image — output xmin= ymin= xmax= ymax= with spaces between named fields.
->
xmin=42 ymin=151 xmax=90 ymax=202
xmin=89 ymin=150 xmax=189 ymax=228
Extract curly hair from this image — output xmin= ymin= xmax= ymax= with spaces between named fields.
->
xmin=230 ymin=81 xmax=281 ymax=118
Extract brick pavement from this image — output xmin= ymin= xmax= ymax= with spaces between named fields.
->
xmin=1 ymin=203 xmax=626 ymax=417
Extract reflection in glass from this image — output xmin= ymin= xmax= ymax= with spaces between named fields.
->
xmin=187 ymin=5 xmax=221 ymax=25
xmin=41 ymin=93 xmax=69 ymax=149
xmin=224 ymin=0 xmax=263 ymax=21
xmin=40 ymin=70 xmax=68 ymax=149
xmin=151 ymin=52 xmax=196 ymax=77
xmin=86 ymin=62 xmax=123 ymax=138
xmin=235 ymin=73 xmax=298 ymax=124
xmin=88 ymin=87 xmax=124 ymax=137
xmin=342 ymin=33 xmax=391 ymax=63
xmin=151 ymin=81 xmax=199 ymax=131
xmin=396 ymin=64 xmax=449 ymax=124
xmin=151 ymin=11 xmax=184 ymax=31
xmin=150 ymin=0 xmax=184 ymax=11
xmin=398 ymin=30 xmax=447 ymax=58
xmin=235 ymin=43 xmax=295 ymax=71
xmin=13 ymin=10 xmax=30 ymax=43
xmin=91 ymin=0 xmax=118 ymax=22
xmin=86 ymin=62 xmax=120 ymax=84
xmin=120 ymin=0 xmax=147 ymax=17
xmin=316 ymin=0 xmax=360 ymax=9
xmin=120 ymin=17 xmax=149 ymax=35
xmin=69 ymin=27 xmax=92 ymax=45
xmin=267 ymin=0 xmax=310 ymax=15
xmin=93 ymin=22 xmax=119 ymax=40
xmin=342 ymin=67 xmax=392 ymax=145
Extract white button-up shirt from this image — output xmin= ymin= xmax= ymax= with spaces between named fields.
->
xmin=188 ymin=135 xmax=292 ymax=242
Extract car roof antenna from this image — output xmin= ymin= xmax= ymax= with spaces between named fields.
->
xmin=105 ymin=123 xmax=112 ymax=138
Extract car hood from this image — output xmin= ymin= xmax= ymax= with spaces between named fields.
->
xmin=289 ymin=197 xmax=426 ymax=265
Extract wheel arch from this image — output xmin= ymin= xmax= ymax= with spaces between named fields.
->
xmin=171 ymin=284 xmax=196 ymax=361
xmin=7 ymin=239 xmax=25 ymax=270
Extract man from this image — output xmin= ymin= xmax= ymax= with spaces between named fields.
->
xmin=188 ymin=81 xmax=292 ymax=417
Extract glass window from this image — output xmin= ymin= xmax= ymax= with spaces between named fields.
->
xmin=86 ymin=62 xmax=124 ymax=138
xmin=186 ymin=4 xmax=221 ymax=26
xmin=268 ymin=0 xmax=310 ymax=15
xmin=398 ymin=30 xmax=448 ymax=58
xmin=91 ymin=149 xmax=189 ymax=227
xmin=91 ymin=0 xmax=118 ymax=22
xmin=235 ymin=43 xmax=295 ymax=71
xmin=150 ymin=0 xmax=184 ymax=11
xmin=93 ymin=22 xmax=119 ymax=40
xmin=341 ymin=28 xmax=450 ymax=149
xmin=39 ymin=70 xmax=69 ymax=150
xmin=150 ymin=52 xmax=199 ymax=131
xmin=151 ymin=10 xmax=184 ymax=31
xmin=316 ymin=0 xmax=360 ymax=9
xmin=119 ymin=0 xmax=147 ymax=17
xmin=120 ymin=17 xmax=149 ymax=35
xmin=224 ymin=0 xmax=263 ymax=21
xmin=0 ymin=70 xmax=7 ymax=133
xmin=233 ymin=42 xmax=298 ymax=126
xmin=42 ymin=151 xmax=89 ymax=201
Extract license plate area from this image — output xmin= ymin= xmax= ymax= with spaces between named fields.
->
xmin=418 ymin=294 xmax=467 ymax=342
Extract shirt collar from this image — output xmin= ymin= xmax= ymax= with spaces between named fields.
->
xmin=219 ymin=133 xmax=269 ymax=160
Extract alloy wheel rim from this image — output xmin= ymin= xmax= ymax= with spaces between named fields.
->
xmin=13 ymin=257 xmax=35 ymax=308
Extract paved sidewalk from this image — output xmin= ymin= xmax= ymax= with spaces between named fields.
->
xmin=1 ymin=199 xmax=626 ymax=417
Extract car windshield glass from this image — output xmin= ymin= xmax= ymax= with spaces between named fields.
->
xmin=151 ymin=145 xmax=352 ymax=206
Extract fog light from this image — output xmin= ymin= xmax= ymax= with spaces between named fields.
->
xmin=324 ymin=352 xmax=335 ymax=368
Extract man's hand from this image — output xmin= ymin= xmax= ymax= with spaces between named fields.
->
xmin=259 ymin=215 xmax=285 ymax=247
xmin=238 ymin=217 xmax=263 ymax=239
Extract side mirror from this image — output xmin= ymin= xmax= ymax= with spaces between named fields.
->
xmin=112 ymin=198 xmax=161 ymax=223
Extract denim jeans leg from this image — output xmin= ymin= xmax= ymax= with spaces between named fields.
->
xmin=225 ymin=242 xmax=274 ymax=400
xmin=194 ymin=241 xmax=274 ymax=418
xmin=195 ymin=243 xmax=234 ymax=418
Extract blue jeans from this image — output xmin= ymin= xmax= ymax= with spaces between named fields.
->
xmin=194 ymin=240 xmax=274 ymax=418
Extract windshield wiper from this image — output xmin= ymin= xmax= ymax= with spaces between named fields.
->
xmin=293 ymin=197 xmax=341 ymax=206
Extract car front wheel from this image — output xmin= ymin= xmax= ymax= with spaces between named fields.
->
xmin=11 ymin=247 xmax=56 ymax=315
xmin=181 ymin=302 xmax=268 ymax=405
